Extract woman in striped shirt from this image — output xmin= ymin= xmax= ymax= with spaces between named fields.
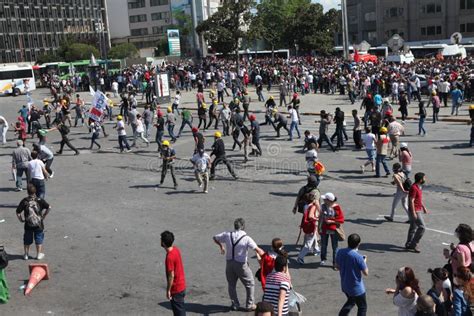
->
xmin=263 ymin=256 xmax=291 ymax=316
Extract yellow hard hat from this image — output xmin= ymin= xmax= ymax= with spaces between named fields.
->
xmin=272 ymin=108 xmax=278 ymax=113
xmin=234 ymin=98 xmax=240 ymax=103
xmin=213 ymin=99 xmax=218 ymax=104
xmin=379 ymin=127 xmax=388 ymax=134
xmin=214 ymin=131 xmax=222 ymax=138
xmin=162 ymin=140 xmax=170 ymax=147
xmin=469 ymin=104 xmax=474 ymax=110
xmin=167 ymin=106 xmax=172 ymax=113
xmin=431 ymin=91 xmax=437 ymax=96
xmin=269 ymin=96 xmax=274 ymax=100
xmin=117 ymin=115 xmax=123 ymax=120
xmin=43 ymin=98 xmax=49 ymax=102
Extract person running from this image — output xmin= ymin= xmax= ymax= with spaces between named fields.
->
xmin=159 ymin=140 xmax=178 ymax=189
xmin=190 ymin=148 xmax=211 ymax=193
xmin=262 ymin=256 xmax=292 ymax=316
xmin=12 ymin=140 xmax=31 ymax=191
xmin=32 ymin=143 xmax=54 ymax=178
xmin=155 ymin=111 xmax=165 ymax=152
xmin=320 ymin=192 xmax=345 ymax=269
xmin=206 ymin=99 xmax=219 ymax=130
xmin=135 ymin=114 xmax=150 ymax=147
xmin=335 ymin=234 xmax=369 ymax=316
xmin=384 ymin=163 xmax=409 ymax=222
xmin=297 ymin=192 xmax=320 ymax=264
xmin=272 ymin=109 xmax=290 ymax=138
xmin=213 ymin=218 xmax=265 ymax=312
xmin=249 ymin=115 xmax=262 ymax=157
xmin=405 ymin=172 xmax=429 ymax=253
xmin=115 ymin=115 xmax=131 ymax=153
xmin=178 ymin=108 xmax=193 ymax=137
xmin=16 ymin=183 xmax=51 ymax=260
xmin=53 ymin=121 xmax=80 ymax=155
xmin=375 ymin=127 xmax=390 ymax=178
xmin=89 ymin=120 xmax=102 ymax=150
xmin=161 ymin=231 xmax=186 ymax=316
xmin=210 ymin=132 xmax=237 ymax=180
xmin=288 ymin=105 xmax=301 ymax=141
xmin=197 ymin=104 xmax=208 ymax=130
xmin=360 ymin=127 xmax=376 ymax=173
xmin=172 ymin=91 xmax=181 ymax=115
xmin=28 ymin=151 xmax=49 ymax=199
xmin=317 ymin=111 xmax=336 ymax=152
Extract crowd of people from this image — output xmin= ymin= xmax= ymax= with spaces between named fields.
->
xmin=0 ymin=55 xmax=473 ymax=315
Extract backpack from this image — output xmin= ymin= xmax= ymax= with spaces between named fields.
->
xmin=0 ymin=246 xmax=8 ymax=269
xmin=297 ymin=188 xmax=320 ymax=213
xmin=402 ymin=177 xmax=412 ymax=191
xmin=314 ymin=161 xmax=325 ymax=176
xmin=25 ymin=197 xmax=42 ymax=228
xmin=301 ymin=204 xmax=317 ymax=234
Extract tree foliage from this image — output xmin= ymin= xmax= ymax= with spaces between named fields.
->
xmin=108 ymin=43 xmax=138 ymax=59
xmin=170 ymin=10 xmax=194 ymax=56
xmin=64 ymin=43 xmax=100 ymax=62
xmin=196 ymin=0 xmax=255 ymax=56
xmin=35 ymin=52 xmax=61 ymax=64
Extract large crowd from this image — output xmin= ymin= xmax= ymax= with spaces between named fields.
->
xmin=1 ymin=55 xmax=473 ymax=316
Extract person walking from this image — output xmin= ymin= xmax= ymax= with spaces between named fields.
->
xmin=53 ymin=121 xmax=80 ymax=155
xmin=431 ymin=92 xmax=441 ymax=123
xmin=27 ymin=151 xmax=49 ymax=199
xmin=331 ymin=108 xmax=345 ymax=148
xmin=115 ymin=115 xmax=131 ymax=153
xmin=32 ymin=143 xmax=54 ymax=178
xmin=360 ymin=127 xmax=376 ymax=173
xmin=161 ymin=231 xmax=186 ymax=316
xmin=16 ymin=183 xmax=51 ymax=260
xmin=220 ymin=103 xmax=231 ymax=136
xmin=89 ymin=120 xmax=102 ymax=150
xmin=135 ymin=114 xmax=150 ymax=147
xmin=210 ymin=132 xmax=237 ymax=180
xmin=335 ymin=233 xmax=369 ymax=316
xmin=249 ymin=115 xmax=262 ymax=157
xmin=213 ymin=218 xmax=265 ymax=312
xmin=262 ymin=256 xmax=292 ymax=316
xmin=159 ymin=140 xmax=178 ymax=189
xmin=178 ymin=108 xmax=193 ymax=137
xmin=399 ymin=143 xmax=413 ymax=177
xmin=206 ymin=100 xmax=219 ymax=130
xmin=405 ymin=172 xmax=429 ymax=253
xmin=384 ymin=163 xmax=409 ymax=222
xmin=320 ymin=192 xmax=345 ymax=269
xmin=142 ymin=105 xmax=153 ymax=138
xmin=317 ymin=111 xmax=336 ymax=151
xmin=166 ymin=107 xmax=177 ymax=142
xmin=352 ymin=110 xmax=363 ymax=149
xmin=288 ymin=105 xmax=301 ymax=141
xmin=190 ymin=148 xmax=211 ymax=193
xmin=11 ymin=140 xmax=31 ymax=191
xmin=418 ymin=102 xmax=427 ymax=136
xmin=450 ymin=85 xmax=463 ymax=116
xmin=155 ymin=111 xmax=165 ymax=152
xmin=375 ymin=127 xmax=391 ymax=178
xmin=0 ymin=115 xmax=8 ymax=145
xmin=297 ymin=192 xmax=321 ymax=264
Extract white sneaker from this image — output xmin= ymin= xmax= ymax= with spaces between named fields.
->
xmin=49 ymin=171 xmax=54 ymax=179
xmin=320 ymin=260 xmax=326 ymax=266
xmin=37 ymin=253 xmax=45 ymax=260
xmin=360 ymin=165 xmax=365 ymax=174
xmin=23 ymin=254 xmax=29 ymax=260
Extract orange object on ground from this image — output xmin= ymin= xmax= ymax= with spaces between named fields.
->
xmin=24 ymin=263 xmax=50 ymax=296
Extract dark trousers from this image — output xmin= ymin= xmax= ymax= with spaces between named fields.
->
xmin=321 ymin=233 xmax=338 ymax=264
xmin=252 ymin=138 xmax=262 ymax=155
xmin=59 ymin=137 xmax=78 ymax=154
xmin=210 ymin=156 xmax=235 ymax=178
xmin=232 ymin=130 xmax=241 ymax=150
xmin=155 ymin=130 xmax=164 ymax=151
xmin=318 ymin=134 xmax=336 ymax=151
xmin=90 ymin=133 xmax=101 ymax=149
xmin=439 ymin=92 xmax=448 ymax=107
xmin=206 ymin=115 xmax=219 ymax=129
xmin=161 ymin=163 xmax=177 ymax=186
xmin=275 ymin=122 xmax=289 ymax=137
xmin=331 ymin=126 xmax=344 ymax=147
xmin=31 ymin=178 xmax=45 ymax=199
xmin=118 ymin=135 xmax=130 ymax=152
xmin=339 ymin=292 xmax=367 ymax=316
xmin=170 ymin=290 xmax=186 ymax=316
xmin=353 ymin=130 xmax=362 ymax=148
xmin=44 ymin=158 xmax=54 ymax=174
xmin=178 ymin=120 xmax=193 ymax=136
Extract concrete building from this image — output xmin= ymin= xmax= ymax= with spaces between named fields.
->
xmin=0 ymin=0 xmax=109 ymax=63
xmin=107 ymin=0 xmax=222 ymax=57
xmin=345 ymin=0 xmax=474 ymax=46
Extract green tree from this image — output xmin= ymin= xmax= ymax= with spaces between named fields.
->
xmin=108 ymin=43 xmax=138 ymax=59
xmin=170 ymin=10 xmax=193 ymax=56
xmin=155 ymin=38 xmax=169 ymax=57
xmin=196 ymin=0 xmax=255 ymax=63
xmin=35 ymin=52 xmax=62 ymax=64
xmin=64 ymin=43 xmax=100 ymax=62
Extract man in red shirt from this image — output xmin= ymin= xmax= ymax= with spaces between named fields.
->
xmin=405 ymin=173 xmax=429 ymax=253
xmin=161 ymin=231 xmax=186 ymax=315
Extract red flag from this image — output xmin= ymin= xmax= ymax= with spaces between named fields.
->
xmin=354 ymin=49 xmax=361 ymax=63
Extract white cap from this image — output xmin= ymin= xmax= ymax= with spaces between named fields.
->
xmin=400 ymin=142 xmax=408 ymax=148
xmin=321 ymin=192 xmax=336 ymax=202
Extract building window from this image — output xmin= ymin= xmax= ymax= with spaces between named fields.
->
xmin=150 ymin=0 xmax=169 ymax=6
xmin=427 ymin=26 xmax=436 ymax=35
xmin=128 ymin=0 xmax=146 ymax=9
xmin=422 ymin=3 xmax=442 ymax=13
xmin=421 ymin=27 xmax=426 ymax=35
xmin=151 ymin=12 xmax=169 ymax=20
xmin=129 ymin=14 xmax=147 ymax=23
xmin=152 ymin=26 xmax=164 ymax=34
xmin=385 ymin=7 xmax=404 ymax=18
xmin=460 ymin=0 xmax=474 ymax=9
xmin=460 ymin=23 xmax=474 ymax=32
xmin=131 ymin=28 xmax=148 ymax=36
xmin=436 ymin=26 xmax=442 ymax=34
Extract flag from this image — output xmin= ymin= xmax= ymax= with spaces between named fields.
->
xmin=89 ymin=86 xmax=95 ymax=96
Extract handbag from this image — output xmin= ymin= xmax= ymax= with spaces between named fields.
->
xmin=335 ymin=225 xmax=346 ymax=241
xmin=0 ymin=246 xmax=8 ymax=269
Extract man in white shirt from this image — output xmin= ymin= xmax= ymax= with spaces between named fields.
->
xmin=360 ymin=127 xmax=376 ymax=173
xmin=190 ymin=149 xmax=211 ymax=193
xmin=115 ymin=115 xmax=131 ymax=153
xmin=28 ymin=151 xmax=49 ymax=199
xmin=213 ymin=218 xmax=265 ymax=312
xmin=0 ymin=115 xmax=8 ymax=145
xmin=288 ymin=105 xmax=301 ymax=141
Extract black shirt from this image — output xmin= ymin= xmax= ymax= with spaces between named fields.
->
xmin=211 ymin=138 xmax=226 ymax=157
xmin=16 ymin=195 xmax=50 ymax=230
xmin=194 ymin=132 xmax=205 ymax=150
xmin=156 ymin=117 xmax=165 ymax=131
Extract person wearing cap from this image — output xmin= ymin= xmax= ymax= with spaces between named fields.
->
xmin=42 ymin=99 xmax=52 ymax=128
xmin=249 ymin=115 xmax=262 ymax=157
xmin=213 ymin=218 xmax=265 ymax=312
xmin=206 ymin=99 xmax=219 ymax=130
xmin=387 ymin=117 xmax=404 ymax=159
xmin=12 ymin=140 xmax=31 ymax=191
xmin=320 ymin=192 xmax=344 ymax=268
xmin=114 ymin=115 xmax=131 ymax=153
xmin=159 ymin=140 xmax=178 ymax=189
xmin=192 ymin=127 xmax=205 ymax=153
xmin=0 ymin=115 xmax=8 ymax=145
xmin=210 ymin=131 xmax=237 ymax=180
xmin=375 ymin=127 xmax=391 ymax=178
xmin=197 ymin=103 xmax=208 ymax=131
xmin=190 ymin=148 xmax=211 ymax=193
xmin=166 ymin=106 xmax=177 ymax=142
xmin=272 ymin=109 xmax=290 ymax=138
xmin=399 ymin=142 xmax=413 ymax=177
xmin=155 ymin=111 xmax=165 ymax=152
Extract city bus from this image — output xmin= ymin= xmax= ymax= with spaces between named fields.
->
xmin=0 ymin=64 xmax=36 ymax=96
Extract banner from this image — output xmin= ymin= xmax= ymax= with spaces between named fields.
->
xmin=88 ymin=90 xmax=109 ymax=122
xmin=167 ymin=29 xmax=181 ymax=57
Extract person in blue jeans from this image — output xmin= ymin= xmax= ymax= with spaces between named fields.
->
xmin=375 ymin=127 xmax=391 ymax=177
xmin=288 ymin=105 xmax=301 ymax=141
xmin=320 ymin=193 xmax=345 ymax=269
xmin=335 ymin=234 xmax=369 ymax=316
xmin=450 ymin=85 xmax=463 ymax=116
xmin=418 ymin=101 xmax=427 ymax=136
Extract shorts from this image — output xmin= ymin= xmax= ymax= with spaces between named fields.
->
xmin=23 ymin=228 xmax=44 ymax=245
xmin=366 ymin=149 xmax=376 ymax=161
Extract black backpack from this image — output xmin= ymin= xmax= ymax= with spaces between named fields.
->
xmin=0 ymin=246 xmax=8 ymax=269
xmin=403 ymin=177 xmax=412 ymax=191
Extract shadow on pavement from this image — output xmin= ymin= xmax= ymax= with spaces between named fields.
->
xmin=269 ymin=192 xmax=298 ymax=197
xmin=344 ymin=218 xmax=384 ymax=227
xmin=439 ymin=143 xmax=471 ymax=149
xmin=359 ymin=243 xmax=407 ymax=253
xmin=453 ymin=152 xmax=474 ymax=156
xmin=356 ymin=193 xmax=394 ymax=198
xmin=158 ymin=301 xmax=230 ymax=314
xmin=129 ymin=184 xmax=157 ymax=189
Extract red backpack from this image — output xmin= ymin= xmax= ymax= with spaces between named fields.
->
xmin=301 ymin=204 xmax=317 ymax=234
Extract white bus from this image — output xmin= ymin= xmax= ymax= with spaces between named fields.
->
xmin=0 ymin=64 xmax=36 ymax=96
